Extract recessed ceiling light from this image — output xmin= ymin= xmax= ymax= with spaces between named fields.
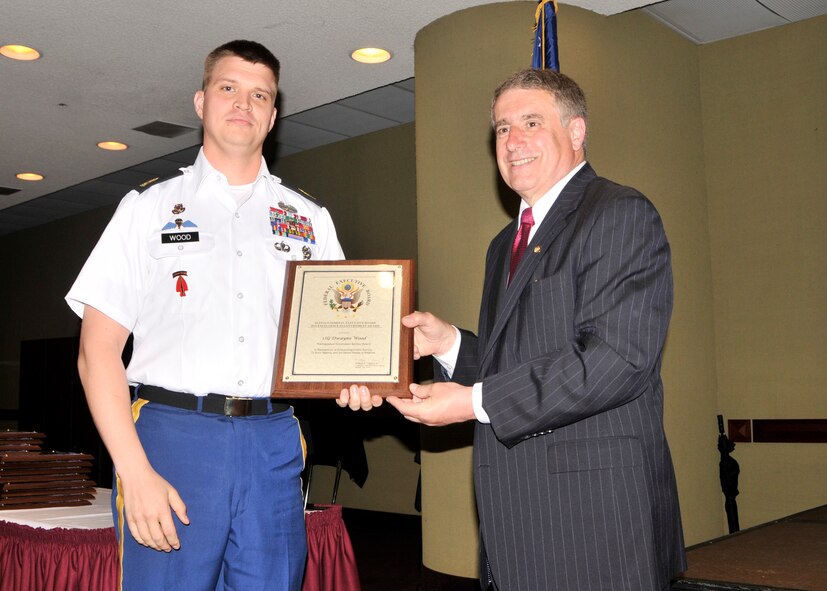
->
xmin=16 ymin=172 xmax=44 ymax=181
xmin=97 ymin=141 xmax=128 ymax=151
xmin=1 ymin=45 xmax=41 ymax=61
xmin=351 ymin=47 xmax=391 ymax=64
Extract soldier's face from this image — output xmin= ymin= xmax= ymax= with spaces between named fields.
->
xmin=194 ymin=56 xmax=277 ymax=157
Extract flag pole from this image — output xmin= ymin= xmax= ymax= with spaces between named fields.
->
xmin=532 ymin=0 xmax=560 ymax=71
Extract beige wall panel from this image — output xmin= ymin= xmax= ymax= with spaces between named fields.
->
xmin=273 ymin=123 xmax=417 ymax=261
xmin=699 ymin=15 xmax=827 ymax=528
xmin=415 ymin=2 xmax=544 ymax=577
xmin=306 ymin=434 xmax=420 ymax=515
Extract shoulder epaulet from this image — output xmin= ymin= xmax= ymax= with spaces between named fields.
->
xmin=134 ymin=169 xmax=185 ymax=194
xmin=279 ymin=179 xmax=324 ymax=207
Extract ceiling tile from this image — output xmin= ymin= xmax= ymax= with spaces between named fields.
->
xmin=130 ymin=158 xmax=189 ymax=178
xmin=75 ymin=179 xmax=137 ymax=198
xmin=394 ymin=79 xmax=415 ymax=93
xmin=645 ymin=0 xmax=787 ymax=44
xmin=50 ymin=187 xmax=123 ymax=208
xmin=26 ymin=197 xmax=90 ymax=214
xmin=98 ymin=169 xmax=160 ymax=187
xmin=164 ymin=146 xmax=202 ymax=164
xmin=289 ymin=103 xmax=401 ymax=137
xmin=273 ymin=144 xmax=306 ymax=160
xmin=274 ymin=120 xmax=350 ymax=151
xmin=338 ymin=83 xmax=415 ymax=123
xmin=762 ymin=0 xmax=827 ymax=21
xmin=0 ymin=205 xmax=48 ymax=222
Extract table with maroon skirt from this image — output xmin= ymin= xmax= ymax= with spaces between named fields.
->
xmin=0 ymin=490 xmax=360 ymax=591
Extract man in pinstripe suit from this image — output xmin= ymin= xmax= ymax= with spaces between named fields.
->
xmin=378 ymin=68 xmax=687 ymax=590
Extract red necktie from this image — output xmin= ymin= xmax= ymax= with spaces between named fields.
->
xmin=509 ymin=207 xmax=534 ymax=284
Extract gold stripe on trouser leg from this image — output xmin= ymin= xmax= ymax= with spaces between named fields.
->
xmin=293 ymin=412 xmax=307 ymax=466
xmin=115 ymin=398 xmax=150 ymax=591
xmin=290 ymin=411 xmax=309 ymax=509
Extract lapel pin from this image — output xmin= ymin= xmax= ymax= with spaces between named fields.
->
xmin=533 ymin=246 xmax=542 ymax=254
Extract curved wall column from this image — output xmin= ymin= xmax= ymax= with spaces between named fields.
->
xmin=415 ymin=1 xmax=547 ymax=578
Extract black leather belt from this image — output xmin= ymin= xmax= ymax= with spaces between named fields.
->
xmin=131 ymin=385 xmax=289 ymax=417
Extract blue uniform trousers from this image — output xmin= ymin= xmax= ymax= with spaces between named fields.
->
xmin=113 ymin=398 xmax=307 ymax=590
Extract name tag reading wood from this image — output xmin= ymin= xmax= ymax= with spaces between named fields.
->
xmin=272 ymin=260 xmax=414 ymax=398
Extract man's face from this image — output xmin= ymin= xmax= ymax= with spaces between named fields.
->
xmin=493 ymin=88 xmax=585 ymax=205
xmin=194 ymin=56 xmax=277 ymax=157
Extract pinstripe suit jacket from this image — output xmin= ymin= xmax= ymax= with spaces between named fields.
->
xmin=448 ymin=164 xmax=686 ymax=591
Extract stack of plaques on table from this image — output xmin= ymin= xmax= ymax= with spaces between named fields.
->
xmin=0 ymin=431 xmax=96 ymax=510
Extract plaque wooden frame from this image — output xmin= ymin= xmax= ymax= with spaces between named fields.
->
xmin=272 ymin=259 xmax=414 ymax=398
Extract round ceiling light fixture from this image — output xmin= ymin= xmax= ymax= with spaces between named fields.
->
xmin=351 ymin=47 xmax=391 ymax=64
xmin=1 ymin=45 xmax=41 ymax=61
xmin=97 ymin=141 xmax=129 ymax=151
xmin=16 ymin=172 xmax=45 ymax=181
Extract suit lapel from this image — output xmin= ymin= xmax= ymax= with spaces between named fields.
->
xmin=479 ymin=165 xmax=597 ymax=373
xmin=478 ymin=228 xmax=511 ymax=350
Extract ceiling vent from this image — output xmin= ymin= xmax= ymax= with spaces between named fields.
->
xmin=132 ymin=121 xmax=197 ymax=139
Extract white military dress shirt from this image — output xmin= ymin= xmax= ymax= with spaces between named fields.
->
xmin=66 ymin=149 xmax=344 ymax=397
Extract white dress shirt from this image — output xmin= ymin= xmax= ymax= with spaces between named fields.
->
xmin=66 ymin=149 xmax=344 ymax=397
xmin=436 ymin=161 xmax=587 ymax=422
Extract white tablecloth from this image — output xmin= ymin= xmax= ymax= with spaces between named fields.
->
xmin=0 ymin=488 xmax=113 ymax=530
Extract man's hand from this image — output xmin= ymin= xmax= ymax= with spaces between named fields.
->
xmin=387 ymin=382 xmax=475 ymax=426
xmin=121 ymin=466 xmax=189 ymax=552
xmin=78 ymin=304 xmax=188 ymax=552
xmin=336 ymin=384 xmax=384 ymax=411
xmin=402 ymin=311 xmax=456 ymax=359
xmin=336 ymin=310 xmax=456 ymax=412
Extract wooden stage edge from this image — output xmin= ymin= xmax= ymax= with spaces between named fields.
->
xmin=671 ymin=504 xmax=827 ymax=591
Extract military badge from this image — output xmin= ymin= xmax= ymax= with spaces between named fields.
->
xmin=172 ymin=203 xmax=186 ymax=215
xmin=277 ymin=201 xmax=298 ymax=214
xmin=160 ymin=218 xmax=199 ymax=243
xmin=173 ymin=271 xmax=188 ymax=297
xmin=269 ymin=207 xmax=316 ymax=244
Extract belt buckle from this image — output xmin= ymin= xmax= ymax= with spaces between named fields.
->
xmin=224 ymin=396 xmax=253 ymax=417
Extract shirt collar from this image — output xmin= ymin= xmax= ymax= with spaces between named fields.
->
xmin=518 ymin=161 xmax=587 ymax=233
xmin=191 ymin=147 xmax=277 ymax=190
